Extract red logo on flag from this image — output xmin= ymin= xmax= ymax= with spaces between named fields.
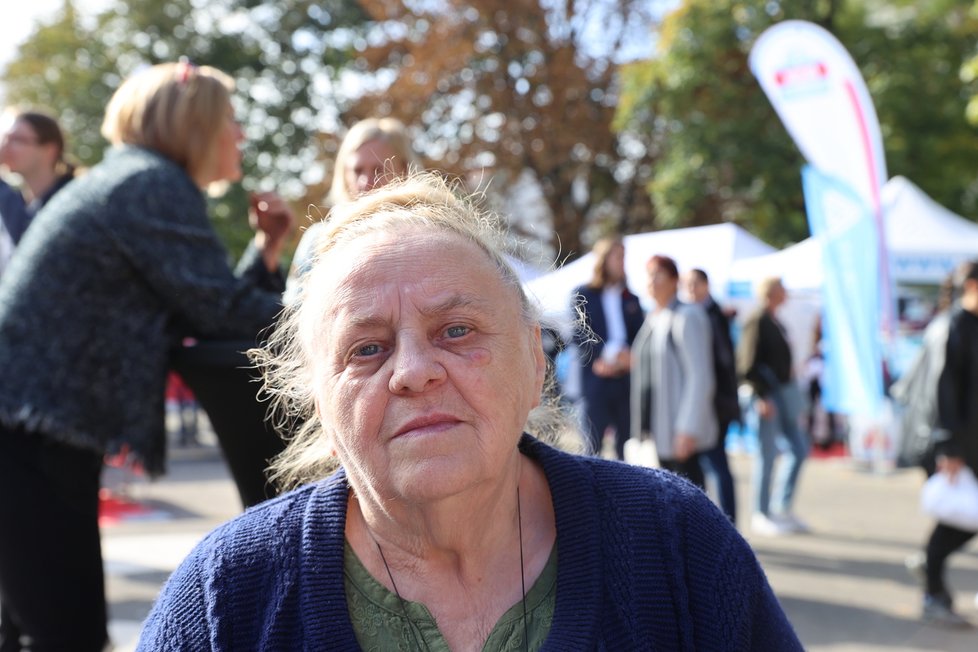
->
xmin=774 ymin=61 xmax=828 ymax=87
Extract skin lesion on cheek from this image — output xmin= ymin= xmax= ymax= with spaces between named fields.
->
xmin=462 ymin=346 xmax=492 ymax=367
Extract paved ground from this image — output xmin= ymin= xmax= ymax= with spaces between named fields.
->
xmin=101 ymin=444 xmax=978 ymax=651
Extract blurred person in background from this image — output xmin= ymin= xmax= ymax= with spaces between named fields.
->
xmin=737 ymin=277 xmax=810 ymax=537
xmin=285 ymin=117 xmax=420 ymax=303
xmin=571 ymin=236 xmax=645 ymax=459
xmin=0 ymin=61 xmax=294 ymax=651
xmin=684 ymin=268 xmax=740 ymax=523
xmin=0 ymin=110 xmax=77 ymax=275
xmin=907 ymin=260 xmax=978 ymax=627
xmin=631 ymin=255 xmax=716 ymax=486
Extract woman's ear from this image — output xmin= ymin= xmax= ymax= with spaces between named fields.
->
xmin=314 ymin=397 xmax=338 ymax=456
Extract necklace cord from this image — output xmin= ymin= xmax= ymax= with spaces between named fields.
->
xmin=369 ymin=485 xmax=530 ymax=651
xmin=517 ymin=486 xmax=530 ymax=652
xmin=375 ymin=536 xmax=429 ymax=651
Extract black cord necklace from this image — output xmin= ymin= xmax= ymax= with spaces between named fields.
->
xmin=371 ymin=487 xmax=530 ymax=652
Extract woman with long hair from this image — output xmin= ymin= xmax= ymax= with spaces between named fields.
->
xmin=285 ymin=117 xmax=420 ymax=303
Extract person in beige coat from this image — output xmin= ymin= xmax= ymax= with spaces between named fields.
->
xmin=630 ymin=254 xmax=716 ymax=487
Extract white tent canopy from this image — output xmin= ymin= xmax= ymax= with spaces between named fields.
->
xmin=727 ymin=175 xmax=978 ymax=294
xmin=884 ymin=176 xmax=978 ymax=283
xmin=525 ymin=223 xmax=776 ymax=336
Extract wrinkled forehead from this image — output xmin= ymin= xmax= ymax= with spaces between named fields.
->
xmin=297 ymin=227 xmax=519 ymax=343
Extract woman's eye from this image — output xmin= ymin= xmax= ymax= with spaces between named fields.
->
xmin=355 ymin=343 xmax=381 ymax=357
xmin=445 ymin=325 xmax=470 ymax=339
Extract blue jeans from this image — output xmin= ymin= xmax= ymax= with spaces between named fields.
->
xmin=753 ymin=382 xmax=809 ymax=517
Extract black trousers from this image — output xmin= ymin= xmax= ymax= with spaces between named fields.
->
xmin=580 ymin=374 xmax=631 ymax=460
xmin=171 ymin=341 xmax=287 ymax=508
xmin=925 ymin=521 xmax=977 ymax=598
xmin=0 ymin=426 xmax=108 ymax=652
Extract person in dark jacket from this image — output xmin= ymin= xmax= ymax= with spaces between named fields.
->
xmin=912 ymin=260 xmax=978 ymax=627
xmin=737 ymin=277 xmax=809 ymax=537
xmin=684 ymin=267 xmax=741 ymax=523
xmin=0 ymin=61 xmax=294 ymax=652
xmin=571 ymin=236 xmax=645 ymax=459
xmin=137 ymin=174 xmax=802 ymax=651
xmin=0 ymin=111 xmax=77 ymax=274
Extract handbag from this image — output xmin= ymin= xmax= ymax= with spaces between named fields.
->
xmin=624 ymin=436 xmax=659 ymax=469
xmin=920 ymin=466 xmax=978 ymax=532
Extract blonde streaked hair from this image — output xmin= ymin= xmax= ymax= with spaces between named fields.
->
xmin=757 ymin=276 xmax=784 ymax=301
xmin=100 ymin=61 xmax=234 ymax=184
xmin=328 ymin=117 xmax=421 ymax=205
xmin=587 ymin=236 xmax=626 ymax=289
xmin=251 ymin=172 xmax=573 ymax=489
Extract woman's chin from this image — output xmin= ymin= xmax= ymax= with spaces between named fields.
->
xmin=387 ymin=458 xmax=488 ymax=503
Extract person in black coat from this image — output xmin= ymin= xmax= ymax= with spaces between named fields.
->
xmin=571 ymin=236 xmax=645 ymax=459
xmin=684 ymin=268 xmax=741 ymax=523
xmin=914 ymin=260 xmax=978 ymax=627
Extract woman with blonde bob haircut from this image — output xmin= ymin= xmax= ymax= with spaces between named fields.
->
xmin=0 ymin=61 xmax=294 ymax=651
xmin=139 ymin=172 xmax=801 ymax=651
xmin=101 ymin=61 xmax=236 ymax=187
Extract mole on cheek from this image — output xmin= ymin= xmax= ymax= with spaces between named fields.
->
xmin=468 ymin=348 xmax=491 ymax=365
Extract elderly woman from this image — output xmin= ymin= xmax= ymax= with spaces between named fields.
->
xmin=285 ymin=116 xmax=419 ymax=303
xmin=137 ymin=174 xmax=802 ymax=650
xmin=0 ymin=62 xmax=293 ymax=651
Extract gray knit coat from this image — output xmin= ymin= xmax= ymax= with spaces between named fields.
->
xmin=0 ymin=146 xmax=284 ymax=475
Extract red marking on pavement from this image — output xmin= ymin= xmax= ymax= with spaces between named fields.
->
xmin=810 ymin=441 xmax=848 ymax=459
xmin=98 ymin=489 xmax=154 ymax=526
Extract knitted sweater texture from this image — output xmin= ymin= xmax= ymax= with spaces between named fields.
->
xmin=138 ymin=437 xmax=802 ymax=651
xmin=0 ymin=146 xmax=283 ymax=474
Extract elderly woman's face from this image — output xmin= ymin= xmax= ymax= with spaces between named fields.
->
xmin=307 ymin=227 xmax=546 ymax=502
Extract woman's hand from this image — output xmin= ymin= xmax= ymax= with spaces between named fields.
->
xmin=250 ymin=191 xmax=295 ymax=271
xmin=673 ymin=433 xmax=697 ymax=462
xmin=593 ymin=346 xmax=631 ymax=377
xmin=756 ymin=397 xmax=776 ymax=419
xmin=937 ymin=455 xmax=965 ymax=482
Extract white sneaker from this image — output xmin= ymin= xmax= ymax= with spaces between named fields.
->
xmin=751 ymin=513 xmax=790 ymax=536
xmin=773 ymin=512 xmax=810 ymax=534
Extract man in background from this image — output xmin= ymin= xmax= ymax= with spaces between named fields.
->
xmin=684 ymin=268 xmax=740 ymax=524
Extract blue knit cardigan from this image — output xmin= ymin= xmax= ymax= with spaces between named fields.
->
xmin=137 ymin=437 xmax=802 ymax=651
xmin=0 ymin=146 xmax=283 ymax=475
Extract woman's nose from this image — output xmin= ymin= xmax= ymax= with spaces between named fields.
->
xmin=388 ymin=334 xmax=446 ymax=394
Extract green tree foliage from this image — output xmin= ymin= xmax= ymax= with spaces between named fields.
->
xmin=616 ymin=1 xmax=837 ymax=247
xmin=3 ymin=0 xmax=369 ymax=257
xmin=617 ymin=0 xmax=978 ymax=247
xmin=860 ymin=0 xmax=978 ymax=216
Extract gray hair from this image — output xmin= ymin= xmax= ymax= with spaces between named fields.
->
xmin=251 ymin=172 xmax=575 ymax=489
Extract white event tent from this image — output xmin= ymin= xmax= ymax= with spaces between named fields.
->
xmin=525 ymin=223 xmax=776 ymax=337
xmin=727 ymin=176 xmax=978 ymax=295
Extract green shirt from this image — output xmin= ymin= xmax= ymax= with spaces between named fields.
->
xmin=344 ymin=541 xmax=557 ymax=651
